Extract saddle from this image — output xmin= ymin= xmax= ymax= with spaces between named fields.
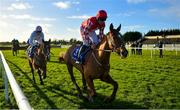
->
xmin=72 ymin=45 xmax=91 ymax=64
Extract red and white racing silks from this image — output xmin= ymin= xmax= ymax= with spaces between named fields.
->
xmin=80 ymin=17 xmax=105 ymax=46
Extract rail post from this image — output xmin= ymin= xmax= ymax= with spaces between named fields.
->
xmin=176 ymin=48 xmax=178 ymax=56
xmin=151 ymin=49 xmax=153 ymax=58
xmin=0 ymin=54 xmax=9 ymax=102
xmin=4 ymin=68 xmax=9 ymax=103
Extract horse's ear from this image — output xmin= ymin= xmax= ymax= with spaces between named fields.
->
xmin=117 ymin=24 xmax=121 ymax=32
xmin=110 ymin=23 xmax=114 ymax=32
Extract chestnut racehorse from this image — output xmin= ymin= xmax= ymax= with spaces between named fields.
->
xmin=64 ymin=23 xmax=128 ymax=102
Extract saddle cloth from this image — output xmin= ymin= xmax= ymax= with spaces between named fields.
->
xmin=27 ymin=45 xmax=38 ymax=58
xmin=72 ymin=45 xmax=91 ymax=64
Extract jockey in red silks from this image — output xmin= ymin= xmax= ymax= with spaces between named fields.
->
xmin=77 ymin=10 xmax=107 ymax=62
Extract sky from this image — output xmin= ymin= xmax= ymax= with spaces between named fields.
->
xmin=0 ymin=0 xmax=180 ymax=42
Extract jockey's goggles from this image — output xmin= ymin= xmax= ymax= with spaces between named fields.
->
xmin=36 ymin=31 xmax=41 ymax=33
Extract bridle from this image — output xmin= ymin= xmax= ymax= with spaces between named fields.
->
xmin=95 ymin=32 xmax=124 ymax=53
xmin=92 ymin=32 xmax=124 ymax=67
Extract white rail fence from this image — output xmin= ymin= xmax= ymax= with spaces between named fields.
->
xmin=0 ymin=51 xmax=32 ymax=110
xmin=126 ymin=47 xmax=180 ymax=58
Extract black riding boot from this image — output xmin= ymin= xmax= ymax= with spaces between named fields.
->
xmin=76 ymin=45 xmax=88 ymax=64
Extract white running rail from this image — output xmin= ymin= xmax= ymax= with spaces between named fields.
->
xmin=0 ymin=51 xmax=32 ymax=110
xmin=126 ymin=47 xmax=179 ymax=58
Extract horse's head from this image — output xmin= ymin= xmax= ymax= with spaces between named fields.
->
xmin=30 ymin=42 xmax=47 ymax=67
xmin=43 ymin=40 xmax=51 ymax=60
xmin=107 ymin=23 xmax=128 ymax=58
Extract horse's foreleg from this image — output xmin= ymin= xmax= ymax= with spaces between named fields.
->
xmin=81 ymin=72 xmax=87 ymax=92
xmin=86 ymin=77 xmax=96 ymax=102
xmin=100 ymin=74 xmax=118 ymax=102
xmin=15 ymin=51 xmax=17 ymax=56
xmin=42 ymin=65 xmax=46 ymax=79
xmin=29 ymin=60 xmax=36 ymax=84
xmin=67 ymin=64 xmax=83 ymax=97
xmin=37 ymin=69 xmax=44 ymax=85
xmin=12 ymin=51 xmax=15 ymax=56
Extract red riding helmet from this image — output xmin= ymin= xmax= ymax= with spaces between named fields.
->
xmin=96 ymin=10 xmax=107 ymax=21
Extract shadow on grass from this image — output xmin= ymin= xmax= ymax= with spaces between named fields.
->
xmin=50 ymin=83 xmax=145 ymax=109
xmin=6 ymin=59 xmax=58 ymax=109
xmin=111 ymin=67 xmax=123 ymax=71
xmin=48 ymin=60 xmax=60 ymax=64
xmin=18 ymin=56 xmax=27 ymax=59
xmin=79 ymin=93 xmax=145 ymax=109
xmin=6 ymin=59 xmax=145 ymax=109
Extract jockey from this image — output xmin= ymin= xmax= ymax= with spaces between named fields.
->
xmin=28 ymin=26 xmax=44 ymax=58
xmin=77 ymin=10 xmax=107 ymax=63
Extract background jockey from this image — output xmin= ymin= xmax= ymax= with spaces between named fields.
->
xmin=28 ymin=26 xmax=44 ymax=58
xmin=77 ymin=10 xmax=107 ymax=61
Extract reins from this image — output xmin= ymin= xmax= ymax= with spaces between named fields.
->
xmin=95 ymin=49 xmax=113 ymax=52
xmin=92 ymin=52 xmax=102 ymax=66
xmin=92 ymin=49 xmax=112 ymax=67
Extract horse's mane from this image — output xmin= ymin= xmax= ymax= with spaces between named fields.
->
xmin=96 ymin=33 xmax=110 ymax=49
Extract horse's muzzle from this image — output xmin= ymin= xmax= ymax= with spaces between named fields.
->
xmin=116 ymin=47 xmax=128 ymax=58
xmin=120 ymin=49 xmax=128 ymax=58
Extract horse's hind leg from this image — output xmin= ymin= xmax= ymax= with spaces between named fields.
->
xmin=67 ymin=64 xmax=83 ymax=97
xmin=38 ymin=69 xmax=44 ymax=85
xmin=100 ymin=74 xmax=118 ymax=102
xmin=29 ymin=60 xmax=36 ymax=84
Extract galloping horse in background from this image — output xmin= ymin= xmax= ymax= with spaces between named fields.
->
xmin=28 ymin=41 xmax=49 ymax=85
xmin=12 ymin=39 xmax=20 ymax=56
xmin=64 ymin=23 xmax=128 ymax=102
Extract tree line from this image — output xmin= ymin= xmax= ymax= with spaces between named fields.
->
xmin=145 ymin=29 xmax=180 ymax=36
xmin=122 ymin=29 xmax=180 ymax=42
xmin=1 ymin=29 xmax=180 ymax=45
xmin=45 ymin=29 xmax=180 ymax=44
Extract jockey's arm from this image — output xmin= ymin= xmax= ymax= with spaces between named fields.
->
xmin=29 ymin=32 xmax=35 ymax=46
xmin=41 ymin=32 xmax=44 ymax=41
xmin=40 ymin=32 xmax=45 ymax=44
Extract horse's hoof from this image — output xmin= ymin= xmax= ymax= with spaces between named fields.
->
xmin=104 ymin=96 xmax=114 ymax=103
xmin=82 ymin=87 xmax=87 ymax=93
xmin=77 ymin=93 xmax=83 ymax=98
xmin=40 ymin=82 xmax=44 ymax=85
xmin=33 ymin=81 xmax=36 ymax=84
xmin=88 ymin=97 xmax=94 ymax=103
xmin=43 ymin=75 xmax=46 ymax=79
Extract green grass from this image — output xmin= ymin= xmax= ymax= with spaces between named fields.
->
xmin=0 ymin=48 xmax=180 ymax=109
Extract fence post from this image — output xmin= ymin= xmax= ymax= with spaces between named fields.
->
xmin=4 ymin=70 xmax=9 ymax=102
xmin=176 ymin=48 xmax=178 ymax=56
xmin=0 ymin=55 xmax=9 ymax=102
xmin=129 ymin=48 xmax=131 ymax=57
xmin=151 ymin=49 xmax=152 ymax=58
